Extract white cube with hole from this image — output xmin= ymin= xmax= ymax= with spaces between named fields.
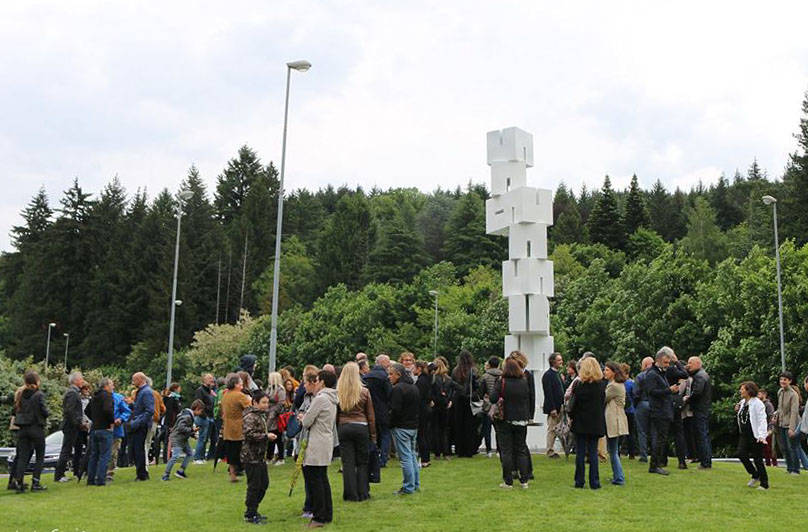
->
xmin=487 ymin=127 xmax=534 ymax=166
xmin=502 ymin=259 xmax=555 ymax=297
xmin=508 ymin=223 xmax=549 ymax=259
xmin=507 ymin=294 xmax=550 ymax=335
xmin=485 ymin=187 xmax=553 ymax=236
xmin=490 ymin=161 xmax=528 ymax=197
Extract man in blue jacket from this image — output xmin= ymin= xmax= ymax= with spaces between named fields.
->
xmin=129 ymin=372 xmax=155 ymax=481
xmin=107 ymin=386 xmax=131 ymax=481
xmin=542 ymin=353 xmax=564 ymax=458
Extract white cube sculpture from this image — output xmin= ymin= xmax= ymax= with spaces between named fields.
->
xmin=486 ymin=127 xmax=555 ymax=452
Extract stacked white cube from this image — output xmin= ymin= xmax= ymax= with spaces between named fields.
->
xmin=486 ymin=127 xmax=554 ymax=451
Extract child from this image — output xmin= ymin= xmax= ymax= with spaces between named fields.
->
xmin=242 ymin=390 xmax=277 ymax=525
xmin=162 ymin=399 xmax=205 ymax=480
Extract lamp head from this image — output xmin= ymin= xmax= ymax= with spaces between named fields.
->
xmin=178 ymin=190 xmax=194 ymax=201
xmin=175 ymin=299 xmax=183 ymax=306
xmin=287 ymin=60 xmax=312 ymax=72
xmin=428 ymin=290 xmax=438 ymax=297
xmin=762 ymin=195 xmax=777 ymax=206
xmin=49 ymin=322 xmax=56 ymax=327
xmin=64 ymin=333 xmax=69 ymax=337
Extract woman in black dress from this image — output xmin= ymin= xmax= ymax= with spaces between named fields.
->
xmin=569 ymin=357 xmax=606 ymax=489
xmin=451 ymin=350 xmax=480 ymax=457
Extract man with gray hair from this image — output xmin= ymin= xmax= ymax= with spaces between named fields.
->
xmin=685 ymin=356 xmax=712 ymax=469
xmin=55 ymin=371 xmax=87 ymax=482
xmin=646 ymin=348 xmax=680 ymax=475
xmin=632 ymin=356 xmax=655 ymax=462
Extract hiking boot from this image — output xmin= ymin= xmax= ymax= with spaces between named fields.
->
xmin=30 ymin=480 xmax=47 ymax=492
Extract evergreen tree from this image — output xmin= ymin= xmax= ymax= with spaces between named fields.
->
xmin=316 ymin=191 xmax=372 ymax=290
xmin=587 ymin=176 xmax=625 ymax=249
xmin=550 ymin=184 xmax=584 ymax=244
xmin=364 ymin=211 xmax=429 ymax=284
xmin=623 ymin=174 xmax=650 ymax=235
xmin=711 ymin=174 xmax=744 ymax=231
xmin=10 ymin=188 xmax=53 ymax=248
xmin=680 ymin=197 xmax=728 ymax=264
xmin=442 ymin=189 xmax=506 ymax=275
xmin=416 ymin=193 xmax=455 ymax=263
xmin=782 ymin=91 xmax=808 ymax=245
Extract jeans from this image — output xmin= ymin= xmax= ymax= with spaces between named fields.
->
xmin=635 ymin=401 xmax=650 ymax=460
xmin=245 ymin=463 xmax=269 ymax=517
xmin=54 ymin=425 xmax=79 ymax=480
xmin=738 ymin=433 xmax=768 ymax=488
xmin=302 ymin=466 xmax=332 ymax=523
xmin=779 ymin=427 xmax=800 ymax=473
xmin=693 ymin=413 xmax=712 ymax=467
xmin=797 ymin=435 xmax=808 ymax=470
xmin=621 ymin=412 xmax=637 ymax=457
xmin=14 ymin=425 xmax=46 ymax=483
xmin=130 ymin=428 xmax=149 ymax=480
xmin=338 ymin=423 xmax=370 ymax=501
xmin=607 ymin=437 xmax=625 ymax=484
xmin=164 ymin=443 xmax=192 ymax=475
xmin=574 ymin=434 xmax=600 ymax=489
xmin=377 ymin=424 xmax=391 ymax=466
xmin=392 ymin=428 xmax=419 ymax=493
xmin=480 ymin=415 xmax=492 ymax=453
xmin=86 ymin=429 xmax=113 ymax=486
xmin=194 ymin=416 xmax=211 ymax=460
xmin=649 ymin=417 xmax=670 ymax=471
xmin=495 ymin=422 xmax=529 ymax=485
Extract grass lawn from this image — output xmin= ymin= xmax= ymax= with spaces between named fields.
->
xmin=2 ymin=454 xmax=807 ymax=531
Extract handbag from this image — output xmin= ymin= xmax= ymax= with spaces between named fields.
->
xmin=469 ymin=373 xmax=485 ymax=417
xmin=9 ymin=415 xmax=20 ymax=431
xmin=489 ymin=378 xmax=506 ymax=421
xmin=566 ymin=380 xmax=579 ymax=417
xmin=285 ymin=412 xmax=302 ymax=438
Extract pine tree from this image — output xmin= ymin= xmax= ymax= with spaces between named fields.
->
xmin=364 ymin=211 xmax=429 ymax=284
xmin=214 ymin=145 xmax=269 ymax=224
xmin=416 ymin=193 xmax=455 ymax=263
xmin=711 ymin=174 xmax=743 ymax=231
xmin=442 ymin=189 xmax=506 ymax=275
xmin=550 ymin=184 xmax=584 ymax=244
xmin=316 ymin=191 xmax=373 ymax=290
xmin=782 ymin=91 xmax=808 ymax=245
xmin=587 ymin=176 xmax=625 ymax=249
xmin=680 ymin=197 xmax=728 ymax=264
xmin=623 ymin=174 xmax=650 ymax=235
xmin=10 ymin=188 xmax=53 ymax=248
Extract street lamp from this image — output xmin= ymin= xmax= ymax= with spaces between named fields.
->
xmin=166 ymin=189 xmax=194 ymax=389
xmin=429 ymin=290 xmax=439 ymax=355
xmin=268 ymin=59 xmax=311 ymax=375
xmin=63 ymin=333 xmax=70 ymax=372
xmin=45 ymin=322 xmax=56 ymax=369
xmin=762 ymin=195 xmax=786 ymax=372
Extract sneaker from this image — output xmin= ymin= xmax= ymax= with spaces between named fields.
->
xmin=175 ymin=470 xmax=188 ymax=479
xmin=747 ymin=479 xmax=759 ymax=487
xmin=194 ymin=460 xmax=205 ymax=465
xmin=520 ymin=482 xmax=529 ymax=489
xmin=273 ymin=459 xmax=285 ymax=466
xmin=56 ymin=477 xmax=71 ymax=483
xmin=161 ymin=475 xmax=170 ymax=481
xmin=394 ymin=489 xmax=413 ymax=495
xmin=301 ymin=512 xmax=314 ymax=519
xmin=498 ymin=483 xmax=513 ymax=489
xmin=487 ymin=451 xmax=495 ymax=458
xmin=30 ymin=482 xmax=47 ymax=492
xmin=757 ymin=486 xmax=769 ymax=491
xmin=789 ymin=471 xmax=800 ymax=475
xmin=548 ymin=453 xmax=561 ymax=459
xmin=649 ymin=468 xmax=669 ymax=476
xmin=244 ymin=514 xmax=265 ymax=525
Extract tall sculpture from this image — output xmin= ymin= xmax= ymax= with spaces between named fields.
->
xmin=485 ymin=127 xmax=554 ymax=450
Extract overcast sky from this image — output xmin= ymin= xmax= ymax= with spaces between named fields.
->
xmin=2 ymin=1 xmax=808 ymax=252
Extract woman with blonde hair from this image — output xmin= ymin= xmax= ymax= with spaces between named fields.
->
xmin=431 ymin=358 xmax=453 ymax=459
xmin=569 ymin=357 xmax=606 ymax=489
xmin=336 ymin=362 xmax=376 ymax=501
xmin=265 ymin=372 xmax=287 ymax=464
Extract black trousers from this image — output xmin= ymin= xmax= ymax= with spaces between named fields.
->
xmin=338 ymin=423 xmax=370 ymax=501
xmin=738 ymin=433 xmax=768 ymax=488
xmin=55 ymin=425 xmax=79 ymax=480
xmin=649 ymin=417 xmax=670 ymax=471
xmin=667 ymin=413 xmax=687 ymax=465
xmin=683 ymin=417 xmax=697 ymax=459
xmin=453 ymin=399 xmax=479 ymax=457
xmin=431 ymin=408 xmax=451 ymax=457
xmin=495 ymin=422 xmax=529 ymax=485
xmin=417 ymin=410 xmax=431 ymax=463
xmin=15 ymin=425 xmax=45 ymax=482
xmin=245 ymin=463 xmax=269 ymax=516
xmin=303 ymin=465 xmax=332 ymax=524
xmin=130 ymin=428 xmax=149 ymax=480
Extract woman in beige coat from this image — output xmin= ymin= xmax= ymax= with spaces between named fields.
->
xmin=604 ymin=362 xmax=629 ymax=485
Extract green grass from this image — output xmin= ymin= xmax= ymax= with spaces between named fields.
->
xmin=2 ymin=455 xmax=807 ymax=531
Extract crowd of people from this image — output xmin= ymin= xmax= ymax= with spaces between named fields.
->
xmin=6 ymin=348 xmax=808 ymax=526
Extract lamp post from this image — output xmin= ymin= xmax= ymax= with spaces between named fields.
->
xmin=429 ymin=290 xmax=439 ymax=355
xmin=762 ymin=195 xmax=786 ymax=372
xmin=44 ymin=322 xmax=56 ymax=369
xmin=63 ymin=333 xmax=70 ymax=372
xmin=268 ymin=59 xmax=311 ymax=375
xmin=166 ymin=189 xmax=194 ymax=390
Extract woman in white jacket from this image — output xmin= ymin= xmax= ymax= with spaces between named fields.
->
xmin=737 ymin=381 xmax=769 ymax=490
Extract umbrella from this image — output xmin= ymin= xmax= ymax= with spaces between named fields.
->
xmin=288 ymin=438 xmax=308 ymax=497
xmin=554 ymin=409 xmax=573 ymax=459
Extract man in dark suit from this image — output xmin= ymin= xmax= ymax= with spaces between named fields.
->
xmin=541 ymin=353 xmax=564 ymax=458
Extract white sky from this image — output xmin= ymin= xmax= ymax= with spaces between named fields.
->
xmin=2 ymin=1 xmax=808 ymax=252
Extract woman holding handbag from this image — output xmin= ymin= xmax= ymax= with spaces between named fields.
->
xmin=490 ymin=358 xmax=531 ymax=489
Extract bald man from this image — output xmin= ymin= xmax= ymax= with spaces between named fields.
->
xmin=632 ymin=356 xmax=655 ymax=462
xmin=686 ymin=356 xmax=712 ymax=468
xmin=129 ymin=372 xmax=155 ymax=480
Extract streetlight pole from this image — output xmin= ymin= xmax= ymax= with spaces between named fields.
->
xmin=762 ymin=195 xmax=786 ymax=371
xmin=63 ymin=333 xmax=70 ymax=372
xmin=268 ymin=59 xmax=311 ymax=375
xmin=44 ymin=322 xmax=55 ymax=369
xmin=166 ymin=189 xmax=194 ymax=389
xmin=429 ymin=290 xmax=439 ymax=355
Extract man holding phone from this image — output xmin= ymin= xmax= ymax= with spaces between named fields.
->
xmin=646 ymin=347 xmax=679 ymax=475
